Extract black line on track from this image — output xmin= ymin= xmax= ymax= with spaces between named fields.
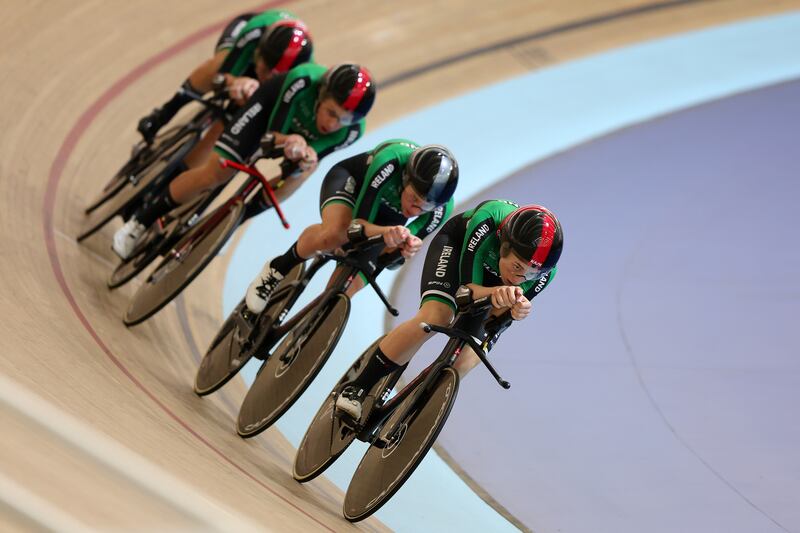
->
xmin=381 ymin=0 xmax=707 ymax=88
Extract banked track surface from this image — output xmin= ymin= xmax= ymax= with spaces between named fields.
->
xmin=2 ymin=0 xmax=796 ymax=529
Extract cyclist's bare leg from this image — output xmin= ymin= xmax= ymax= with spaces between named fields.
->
xmin=379 ymin=300 xmax=454 ymax=366
xmin=168 ymin=155 xmax=236 ymax=204
xmin=272 ymin=161 xmax=318 ymax=203
xmin=183 ymin=121 xmax=225 ymax=169
xmin=452 ymin=346 xmax=480 ymax=378
xmin=188 ymin=50 xmax=228 ymax=93
xmin=295 ymin=202 xmax=352 ymax=258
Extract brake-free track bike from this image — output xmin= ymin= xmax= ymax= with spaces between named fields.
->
xmin=77 ymin=89 xmax=230 ymax=242
xmin=293 ymin=288 xmax=513 ymax=522
xmin=121 ymin=139 xmax=294 ymax=326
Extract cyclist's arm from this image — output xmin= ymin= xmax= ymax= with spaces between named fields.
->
xmin=188 ymin=50 xmax=230 ymax=94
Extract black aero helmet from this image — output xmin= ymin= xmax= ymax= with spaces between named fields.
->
xmin=498 ymin=205 xmax=563 ymax=274
xmin=320 ymin=63 xmax=376 ymax=124
xmin=258 ymin=21 xmax=313 ymax=74
xmin=403 ymin=145 xmax=459 ymax=209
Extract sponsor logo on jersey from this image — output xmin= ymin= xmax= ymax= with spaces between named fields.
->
xmin=371 ymin=163 xmax=395 ymax=189
xmin=467 ymin=223 xmax=490 ymax=252
xmin=283 ymin=78 xmax=307 ymax=103
xmin=230 ymin=102 xmax=263 ymax=135
xmin=344 ymin=177 xmax=356 ymax=194
xmin=435 ymin=245 xmax=453 ymax=278
xmin=425 ymin=206 xmax=445 ymax=234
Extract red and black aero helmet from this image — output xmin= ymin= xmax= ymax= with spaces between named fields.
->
xmin=320 ymin=63 xmax=376 ymax=124
xmin=498 ymin=205 xmax=563 ymax=274
xmin=258 ymin=21 xmax=313 ymax=74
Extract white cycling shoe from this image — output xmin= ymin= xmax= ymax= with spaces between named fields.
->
xmin=245 ymin=262 xmax=284 ymax=313
xmin=112 ymin=218 xmax=146 ymax=260
xmin=335 ymin=386 xmax=366 ymax=420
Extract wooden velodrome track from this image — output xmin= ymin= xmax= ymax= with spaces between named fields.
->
xmin=1 ymin=0 xmax=796 ymax=530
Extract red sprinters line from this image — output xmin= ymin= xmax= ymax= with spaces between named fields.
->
xmin=42 ymin=4 xmax=336 ymax=531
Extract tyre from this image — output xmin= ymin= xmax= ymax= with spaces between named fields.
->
xmin=236 ymin=293 xmax=351 ymax=438
xmin=77 ymin=130 xmax=198 ymax=242
xmin=193 ymin=263 xmax=306 ymax=396
xmin=343 ymin=367 xmax=459 ymax=522
xmin=293 ymin=337 xmax=399 ymax=483
xmin=122 ymin=200 xmax=243 ymax=326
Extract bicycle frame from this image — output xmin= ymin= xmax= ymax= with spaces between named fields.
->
xmin=160 ymin=160 xmax=288 ymax=267
xmin=354 ymin=299 xmax=513 ymax=446
xmin=264 ymin=236 xmax=400 ymax=345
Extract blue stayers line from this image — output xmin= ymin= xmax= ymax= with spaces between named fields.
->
xmin=222 ymin=12 xmax=800 ymax=533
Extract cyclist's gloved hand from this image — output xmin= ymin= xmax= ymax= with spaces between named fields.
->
xmin=382 ymin=226 xmax=410 ymax=248
xmin=510 ymin=296 xmax=532 ymax=321
xmin=399 ymin=235 xmax=422 ymax=259
xmin=491 ymin=286 xmax=523 ymax=310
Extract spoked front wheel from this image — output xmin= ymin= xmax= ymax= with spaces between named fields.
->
xmin=193 ymin=263 xmax=306 ymax=396
xmin=122 ymin=201 xmax=243 ymax=326
xmin=343 ymin=367 xmax=460 ymax=522
xmin=237 ymin=294 xmax=351 ymax=438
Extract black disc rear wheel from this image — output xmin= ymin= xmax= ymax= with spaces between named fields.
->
xmin=193 ymin=263 xmax=306 ymax=396
xmin=343 ymin=367 xmax=459 ymax=522
xmin=123 ymin=201 xmax=243 ymax=326
xmin=237 ymin=294 xmax=351 ymax=438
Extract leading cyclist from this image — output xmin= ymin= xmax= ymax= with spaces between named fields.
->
xmin=335 ymin=200 xmax=564 ymax=419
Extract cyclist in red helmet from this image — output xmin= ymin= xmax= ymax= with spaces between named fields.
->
xmin=137 ymin=10 xmax=313 ymax=144
xmin=335 ymin=199 xmax=564 ymax=420
xmin=113 ymin=62 xmax=376 ymax=259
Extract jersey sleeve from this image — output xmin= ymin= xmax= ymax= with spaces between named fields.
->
xmin=460 ymin=213 xmax=498 ymax=286
xmin=311 ymin=122 xmax=364 ymax=161
xmin=267 ymin=72 xmax=314 ymax=133
xmin=352 ymin=151 xmax=402 ymax=223
xmin=218 ymin=28 xmax=263 ymax=76
xmin=407 ymin=196 xmax=453 ymax=240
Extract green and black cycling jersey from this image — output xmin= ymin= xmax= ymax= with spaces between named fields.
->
xmin=218 ymin=9 xmax=309 ymax=78
xmin=420 ymin=199 xmax=557 ymax=310
xmin=215 ymin=63 xmax=364 ymax=164
xmin=319 ymin=139 xmax=453 ymax=240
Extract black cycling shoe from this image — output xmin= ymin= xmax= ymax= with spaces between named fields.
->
xmin=137 ymin=108 xmax=163 ymax=144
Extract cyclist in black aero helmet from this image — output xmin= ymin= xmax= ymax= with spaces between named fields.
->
xmin=113 ymin=62 xmax=375 ymax=260
xmin=244 ymin=139 xmax=458 ymax=313
xmin=335 ymin=200 xmax=564 ymax=420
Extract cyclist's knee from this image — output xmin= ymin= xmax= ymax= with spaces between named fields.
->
xmin=318 ymin=224 xmax=348 ymax=250
xmin=417 ymin=301 xmax=454 ymax=328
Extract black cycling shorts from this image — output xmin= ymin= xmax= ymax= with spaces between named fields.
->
xmin=215 ymin=13 xmax=256 ymax=53
xmin=419 ymin=213 xmax=468 ymax=310
xmin=318 ymin=153 xmax=369 ymax=212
